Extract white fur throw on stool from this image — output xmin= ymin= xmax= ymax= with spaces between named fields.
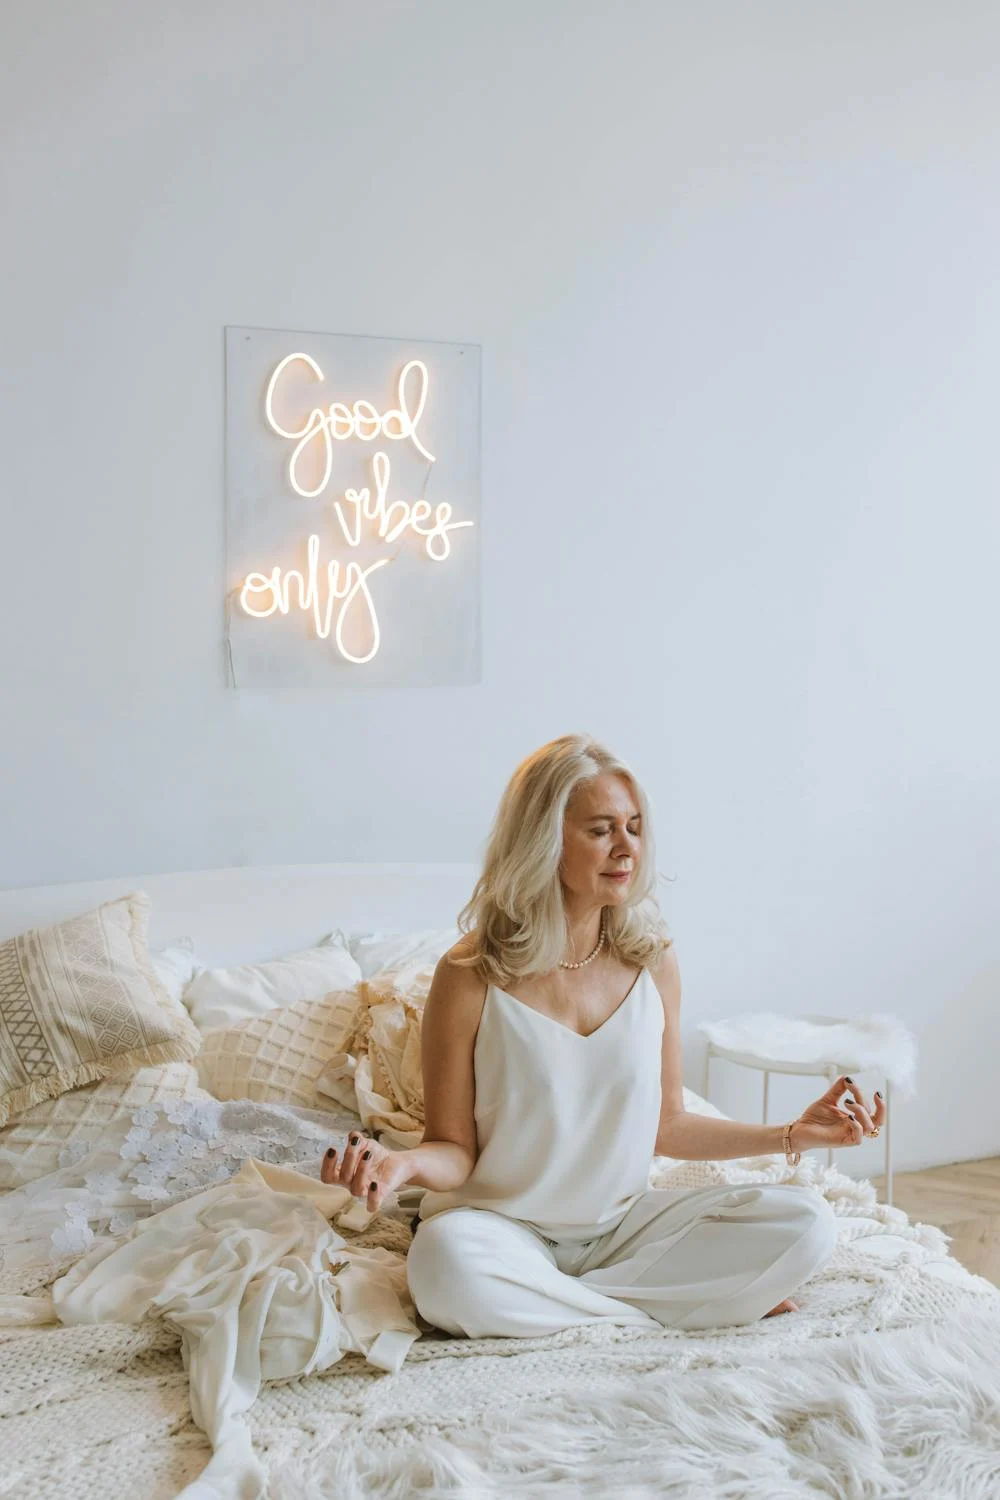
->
xmin=697 ymin=1011 xmax=918 ymax=1098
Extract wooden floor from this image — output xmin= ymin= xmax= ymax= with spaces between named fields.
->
xmin=870 ymin=1155 xmax=1000 ymax=1286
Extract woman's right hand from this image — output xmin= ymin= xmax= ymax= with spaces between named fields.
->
xmin=791 ymin=1074 xmax=886 ymax=1154
xmin=320 ymin=1129 xmax=411 ymax=1214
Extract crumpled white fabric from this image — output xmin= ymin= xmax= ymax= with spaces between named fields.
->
xmin=697 ymin=1011 xmax=918 ymax=1098
xmin=46 ymin=1159 xmax=420 ymax=1499
xmin=313 ymin=961 xmax=437 ymax=1150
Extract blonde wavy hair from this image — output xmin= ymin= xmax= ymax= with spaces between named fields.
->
xmin=450 ymin=733 xmax=674 ymax=989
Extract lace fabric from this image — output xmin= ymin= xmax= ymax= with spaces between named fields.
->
xmin=0 ymin=1095 xmax=380 ymax=1293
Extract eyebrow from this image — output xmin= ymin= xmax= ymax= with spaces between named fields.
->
xmin=586 ymin=812 xmax=641 ymax=822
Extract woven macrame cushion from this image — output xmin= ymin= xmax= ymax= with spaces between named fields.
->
xmin=195 ymin=989 xmax=362 ymax=1109
xmin=0 ymin=891 xmax=202 ymax=1129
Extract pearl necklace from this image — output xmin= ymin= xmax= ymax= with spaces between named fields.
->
xmin=559 ymin=913 xmax=607 ymax=969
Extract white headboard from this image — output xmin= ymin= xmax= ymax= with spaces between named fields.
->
xmin=0 ymin=862 xmax=481 ymax=967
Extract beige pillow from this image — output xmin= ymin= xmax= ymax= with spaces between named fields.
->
xmin=196 ymin=988 xmax=361 ymax=1108
xmin=0 ymin=891 xmax=202 ymax=1126
xmin=0 ymin=935 xmax=210 ymax=1189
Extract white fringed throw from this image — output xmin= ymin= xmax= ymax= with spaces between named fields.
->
xmin=698 ymin=1011 xmax=919 ymax=1097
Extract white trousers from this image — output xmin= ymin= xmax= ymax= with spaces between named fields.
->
xmin=407 ymin=1182 xmax=838 ymax=1337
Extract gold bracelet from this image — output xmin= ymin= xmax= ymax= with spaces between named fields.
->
xmin=783 ymin=1120 xmax=801 ymax=1166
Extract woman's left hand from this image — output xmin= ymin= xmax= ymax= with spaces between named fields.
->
xmin=790 ymin=1074 xmax=887 ymax=1154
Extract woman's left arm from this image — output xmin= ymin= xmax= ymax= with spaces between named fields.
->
xmin=650 ymin=945 xmax=870 ymax=1162
xmin=652 ymin=943 xmax=788 ymax=1158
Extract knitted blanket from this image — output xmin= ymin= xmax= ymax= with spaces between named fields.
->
xmin=2 ymin=1151 xmax=998 ymax=1499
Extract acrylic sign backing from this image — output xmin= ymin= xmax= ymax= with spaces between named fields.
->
xmin=224 ymin=325 xmax=481 ymax=689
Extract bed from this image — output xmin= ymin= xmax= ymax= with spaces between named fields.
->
xmin=0 ymin=863 xmax=997 ymax=1499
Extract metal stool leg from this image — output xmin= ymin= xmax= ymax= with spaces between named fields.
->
xmin=883 ymin=1078 xmax=892 ymax=1205
xmin=762 ymin=1069 xmax=769 ymax=1124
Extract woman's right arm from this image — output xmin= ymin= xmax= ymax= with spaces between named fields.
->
xmin=402 ymin=946 xmax=485 ymax=1192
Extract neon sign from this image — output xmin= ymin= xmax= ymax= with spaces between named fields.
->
xmin=236 ymin=350 xmax=475 ymax=666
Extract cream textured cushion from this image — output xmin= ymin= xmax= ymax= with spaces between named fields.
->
xmin=0 ymin=1060 xmax=212 ymax=1189
xmin=195 ymin=989 xmax=361 ymax=1108
xmin=183 ymin=938 xmax=363 ymax=1033
xmin=0 ymin=892 xmax=202 ymax=1127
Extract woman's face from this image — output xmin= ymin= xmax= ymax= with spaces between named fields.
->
xmin=560 ymin=773 xmax=642 ymax=909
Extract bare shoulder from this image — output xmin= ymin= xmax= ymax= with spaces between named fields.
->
xmin=443 ymin=930 xmax=480 ymax=964
xmin=647 ymin=938 xmax=681 ymax=1009
xmin=431 ymin=932 xmax=488 ymax=1005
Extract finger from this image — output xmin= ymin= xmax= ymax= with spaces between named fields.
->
xmin=324 ymin=1144 xmax=357 ymax=1188
xmin=873 ymin=1090 xmax=886 ymax=1122
xmin=351 ymin=1141 xmax=377 ymax=1199
xmin=341 ymin=1131 xmax=365 ymax=1180
xmin=850 ymin=1102 xmax=875 ymax=1134
xmin=823 ymin=1074 xmax=855 ymax=1105
xmin=844 ymin=1077 xmax=870 ymax=1116
xmin=367 ymin=1178 xmax=381 ymax=1211
xmin=842 ymin=1107 xmax=864 ymax=1144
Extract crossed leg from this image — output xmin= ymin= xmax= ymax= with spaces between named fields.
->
xmin=407 ymin=1183 xmax=838 ymax=1339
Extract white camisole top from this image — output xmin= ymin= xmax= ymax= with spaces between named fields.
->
xmin=416 ymin=965 xmax=665 ymax=1244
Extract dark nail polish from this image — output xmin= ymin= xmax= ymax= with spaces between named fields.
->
xmin=349 ymin=1134 xmax=358 ymax=1144
xmin=325 ymin=1148 xmax=335 ymax=1159
xmin=846 ymin=1078 xmax=855 ymax=1087
xmin=362 ymin=1149 xmax=371 ymax=1159
xmin=875 ymin=1091 xmax=882 ymax=1099
xmin=369 ymin=1182 xmax=377 ymax=1192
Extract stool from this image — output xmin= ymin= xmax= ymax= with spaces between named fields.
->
xmin=701 ymin=1013 xmax=894 ymax=1205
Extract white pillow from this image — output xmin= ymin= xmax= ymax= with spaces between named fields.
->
xmin=150 ymin=938 xmax=203 ymax=1010
xmin=340 ymin=926 xmax=460 ymax=980
xmin=182 ymin=935 xmax=363 ymax=1033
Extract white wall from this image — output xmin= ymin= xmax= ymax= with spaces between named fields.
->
xmin=3 ymin=1 xmax=998 ymax=1173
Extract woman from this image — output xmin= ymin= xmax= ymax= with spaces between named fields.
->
xmin=321 ymin=734 xmax=885 ymax=1337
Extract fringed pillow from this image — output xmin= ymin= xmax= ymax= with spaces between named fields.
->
xmin=0 ymin=891 xmax=202 ymax=1126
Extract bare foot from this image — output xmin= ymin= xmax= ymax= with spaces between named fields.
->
xmin=762 ymin=1296 xmax=799 ymax=1318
